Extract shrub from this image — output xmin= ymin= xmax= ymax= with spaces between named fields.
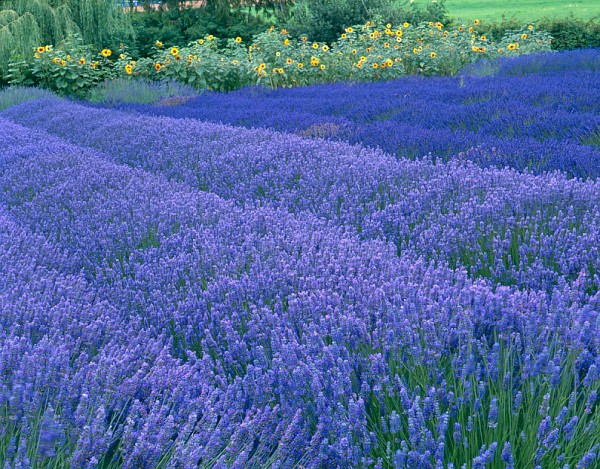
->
xmin=0 ymin=84 xmax=55 ymax=111
xmin=137 ymin=35 xmax=252 ymax=91
xmin=287 ymin=0 xmax=449 ymax=43
xmin=8 ymin=20 xmax=553 ymax=94
xmin=0 ymin=0 xmax=133 ymax=83
xmin=129 ymin=1 xmax=283 ymax=58
xmin=476 ymin=17 xmax=600 ymax=52
xmin=538 ymin=16 xmax=600 ymax=51
xmin=134 ymin=21 xmax=551 ymax=88
xmin=87 ymin=77 xmax=196 ymax=105
xmin=7 ymin=34 xmax=131 ymax=97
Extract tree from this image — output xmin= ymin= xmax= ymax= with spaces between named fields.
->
xmin=0 ymin=0 xmax=133 ymax=81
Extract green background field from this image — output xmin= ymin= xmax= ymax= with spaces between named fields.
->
xmin=436 ymin=0 xmax=600 ymax=21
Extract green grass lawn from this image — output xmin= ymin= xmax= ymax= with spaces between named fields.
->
xmin=439 ymin=0 xmax=600 ymax=22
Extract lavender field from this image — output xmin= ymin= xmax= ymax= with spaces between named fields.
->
xmin=1 ymin=50 xmax=599 ymax=468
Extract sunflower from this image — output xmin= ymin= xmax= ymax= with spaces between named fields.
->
xmin=372 ymin=63 xmax=378 ymax=69
xmin=258 ymin=63 xmax=266 ymax=70
xmin=60 ymin=59 xmax=66 ymax=66
xmin=198 ymin=39 xmax=204 ymax=45
xmin=37 ymin=46 xmax=45 ymax=54
xmin=346 ymin=27 xmax=353 ymax=33
xmin=430 ymin=52 xmax=436 ymax=58
xmin=34 ymin=53 xmax=41 ymax=59
xmin=45 ymin=45 xmax=52 ymax=52
xmin=235 ymin=37 xmax=242 ymax=43
xmin=320 ymin=64 xmax=325 ymax=70
xmin=322 ymin=45 xmax=329 ymax=51
xmin=278 ymin=68 xmax=284 ymax=74
xmin=386 ymin=59 xmax=393 ymax=66
xmin=101 ymin=49 xmax=112 ymax=57
xmin=473 ymin=19 xmax=480 ymax=25
xmin=521 ymin=33 xmax=528 ymax=39
xmin=286 ymin=58 xmax=293 ymax=64
xmin=297 ymin=62 xmax=304 ymax=68
xmin=125 ymin=64 xmax=133 ymax=74
xmin=480 ymin=35 xmax=487 ymax=41
xmin=284 ymin=39 xmax=290 ymax=46
xmin=208 ymin=35 xmax=214 ymax=41
xmin=528 ymin=25 xmax=534 ymax=30
xmin=301 ymin=36 xmax=307 ymax=42
xmin=403 ymin=22 xmax=409 ymax=28
xmin=170 ymin=47 xmax=179 ymax=56
xmin=79 ymin=58 xmax=86 ymax=65
xmin=312 ymin=43 xmax=319 ymax=49
xmin=507 ymin=43 xmax=517 ymax=50
xmin=341 ymin=33 xmax=347 ymax=39
xmin=396 ymin=30 xmax=403 ymax=37
xmin=155 ymin=63 xmax=162 ymax=71
xmin=155 ymin=41 xmax=163 ymax=47
xmin=384 ymin=42 xmax=390 ymax=48
xmin=120 ymin=53 xmax=126 ymax=59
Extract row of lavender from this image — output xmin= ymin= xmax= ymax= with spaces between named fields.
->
xmin=1 ymin=93 xmax=600 ymax=467
xmin=4 ymin=98 xmax=600 ymax=292
xmin=2 ymin=51 xmax=600 ymax=466
xmin=111 ymin=49 xmax=600 ymax=179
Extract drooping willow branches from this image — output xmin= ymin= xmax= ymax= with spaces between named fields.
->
xmin=0 ymin=0 xmax=133 ymax=80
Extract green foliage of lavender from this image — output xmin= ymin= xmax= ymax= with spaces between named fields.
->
xmin=0 ymin=84 xmax=55 ymax=110
xmin=86 ymin=78 xmax=197 ymax=105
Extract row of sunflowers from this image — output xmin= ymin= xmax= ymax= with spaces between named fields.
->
xmin=8 ymin=20 xmax=552 ymax=95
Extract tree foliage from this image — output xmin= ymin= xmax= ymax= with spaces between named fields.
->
xmin=287 ymin=0 xmax=449 ymax=43
xmin=130 ymin=0 xmax=293 ymax=57
xmin=0 ymin=0 xmax=133 ymax=81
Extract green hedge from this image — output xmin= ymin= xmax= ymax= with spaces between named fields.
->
xmin=540 ymin=17 xmax=600 ymax=50
xmin=475 ymin=16 xmax=600 ymax=51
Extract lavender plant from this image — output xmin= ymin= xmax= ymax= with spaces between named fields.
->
xmin=110 ymin=49 xmax=600 ymax=179
xmin=0 ymin=50 xmax=599 ymax=468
